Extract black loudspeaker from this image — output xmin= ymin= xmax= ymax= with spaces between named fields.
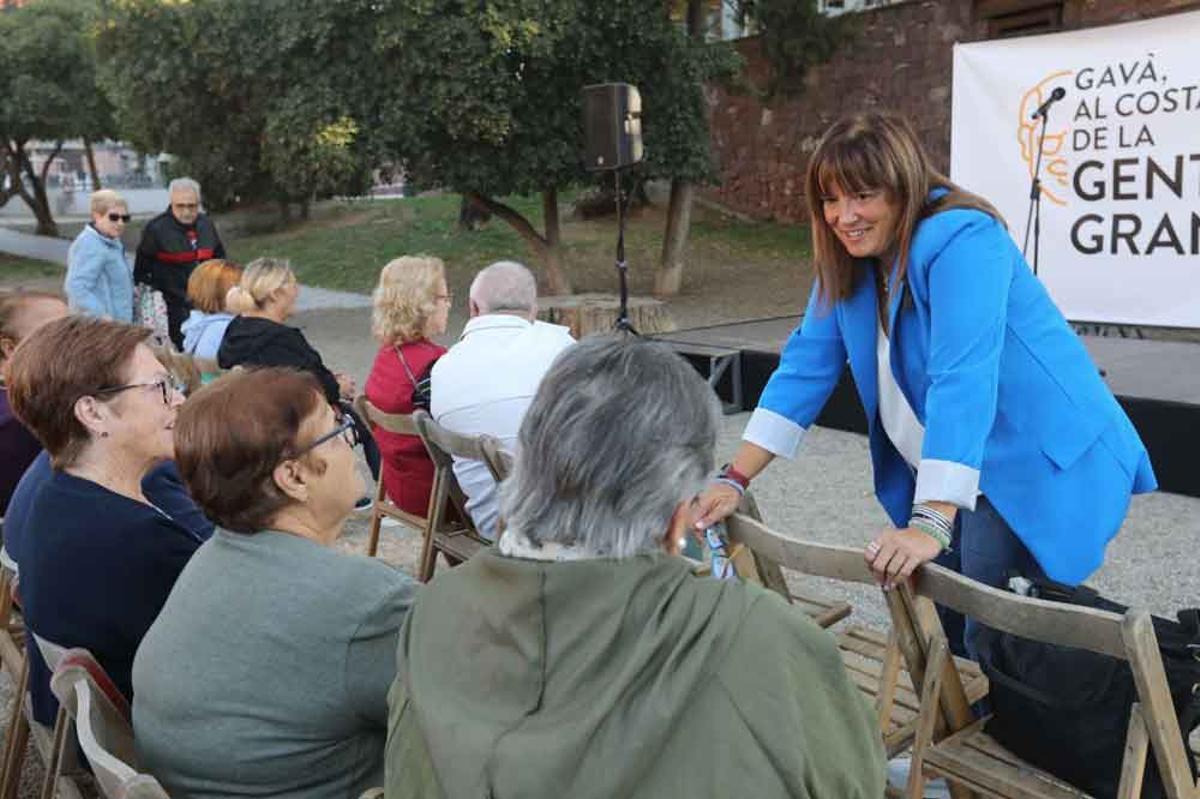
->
xmin=581 ymin=83 xmax=644 ymax=171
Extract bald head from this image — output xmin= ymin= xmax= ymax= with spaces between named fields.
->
xmin=468 ymin=261 xmax=537 ymax=319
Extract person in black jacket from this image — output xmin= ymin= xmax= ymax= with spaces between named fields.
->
xmin=219 ymin=257 xmax=380 ymax=481
xmin=134 ymin=177 xmax=226 ymax=348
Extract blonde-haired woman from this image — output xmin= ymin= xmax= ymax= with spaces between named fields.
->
xmin=693 ymin=111 xmax=1155 ymax=659
xmin=65 ymin=189 xmax=134 ymax=322
xmin=218 ymin=257 xmax=380 ymax=487
xmin=364 ymin=256 xmax=451 ymax=516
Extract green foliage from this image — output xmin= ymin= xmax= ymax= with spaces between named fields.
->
xmin=374 ymin=1 xmax=741 ymax=198
xmin=96 ymin=0 xmax=380 ymax=209
xmin=734 ymin=0 xmax=848 ymax=99
xmin=0 ymin=0 xmax=112 ymax=144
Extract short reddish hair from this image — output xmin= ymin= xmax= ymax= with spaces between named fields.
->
xmin=173 ymin=367 xmax=325 ymax=533
xmin=186 ymin=259 xmax=243 ymax=313
xmin=6 ymin=316 xmax=149 ymax=468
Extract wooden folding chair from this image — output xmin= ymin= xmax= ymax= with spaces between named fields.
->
xmin=723 ymin=512 xmax=989 ymax=763
xmin=48 ymin=647 xmax=168 ymax=799
xmin=412 ymin=410 xmax=505 ymax=582
xmin=0 ymin=631 xmax=84 ymax=799
xmin=724 ymin=493 xmax=852 ymax=628
xmin=890 ymin=560 xmax=1199 ymax=799
xmin=353 ymin=395 xmax=428 ymax=558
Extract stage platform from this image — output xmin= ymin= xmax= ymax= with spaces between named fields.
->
xmin=655 ymin=316 xmax=1200 ymax=498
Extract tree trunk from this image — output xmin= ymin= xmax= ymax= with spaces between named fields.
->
xmin=83 ymin=139 xmax=101 ymax=190
xmin=12 ymin=139 xmax=61 ymax=237
xmin=656 ymin=180 xmax=694 ymax=296
xmin=465 ymin=191 xmax=573 ymax=295
xmin=655 ymin=0 xmax=705 ymax=297
xmin=300 ymin=198 xmax=311 ymax=220
xmin=539 ymin=188 xmax=570 ymax=295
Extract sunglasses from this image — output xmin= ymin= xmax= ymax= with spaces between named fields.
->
xmin=107 ymin=212 xmax=132 ymax=223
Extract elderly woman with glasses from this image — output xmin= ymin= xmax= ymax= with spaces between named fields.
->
xmin=5 ymin=316 xmax=201 ymax=727
xmin=65 ymin=189 xmax=135 ymax=322
xmin=384 ymin=336 xmax=884 ymax=799
xmin=133 ymin=367 xmax=416 ymax=798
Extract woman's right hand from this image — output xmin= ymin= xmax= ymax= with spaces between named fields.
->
xmin=692 ymin=481 xmax=742 ymax=533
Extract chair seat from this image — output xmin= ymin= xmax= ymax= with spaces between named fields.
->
xmin=837 ymin=625 xmax=989 ymax=757
xmin=790 ymin=589 xmax=852 ymax=628
xmin=925 ymin=717 xmax=1092 ymax=798
xmin=435 ymin=530 xmax=486 ymax=564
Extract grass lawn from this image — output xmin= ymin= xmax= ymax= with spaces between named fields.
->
xmin=3 ymin=191 xmax=816 ymax=327
xmin=217 ymin=192 xmax=815 ymax=326
xmin=0 ymin=253 xmax=63 ymax=289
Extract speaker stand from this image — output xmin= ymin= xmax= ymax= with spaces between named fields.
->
xmin=613 ymin=168 xmax=638 ymax=336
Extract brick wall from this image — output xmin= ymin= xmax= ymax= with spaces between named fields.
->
xmin=704 ymin=0 xmax=1200 ymax=222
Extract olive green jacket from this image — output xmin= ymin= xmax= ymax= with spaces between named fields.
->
xmin=386 ymin=549 xmax=885 ymax=798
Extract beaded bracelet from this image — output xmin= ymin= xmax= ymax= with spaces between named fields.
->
xmin=909 ymin=503 xmax=953 ymax=549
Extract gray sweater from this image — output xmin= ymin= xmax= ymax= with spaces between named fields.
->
xmin=132 ymin=529 xmax=416 ymax=798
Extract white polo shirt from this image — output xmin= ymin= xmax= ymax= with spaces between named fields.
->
xmin=430 ymin=314 xmax=575 ymax=539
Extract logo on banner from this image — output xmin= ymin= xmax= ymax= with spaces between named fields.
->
xmin=1020 ymin=55 xmax=1200 ymax=257
xmin=1018 ymin=72 xmax=1073 ymax=206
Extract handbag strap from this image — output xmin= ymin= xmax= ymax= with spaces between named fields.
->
xmin=394 ymin=343 xmax=420 ymax=386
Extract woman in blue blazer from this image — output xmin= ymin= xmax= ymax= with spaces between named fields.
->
xmin=65 ymin=189 xmax=134 ymax=322
xmin=695 ymin=112 xmax=1155 ymax=656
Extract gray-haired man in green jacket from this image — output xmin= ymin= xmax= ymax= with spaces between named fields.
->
xmin=385 ymin=335 xmax=886 ymax=799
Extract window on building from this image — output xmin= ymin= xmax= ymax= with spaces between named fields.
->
xmin=976 ymin=0 xmax=1065 ymax=38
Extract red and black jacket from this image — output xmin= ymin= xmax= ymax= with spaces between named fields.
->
xmin=133 ymin=209 xmax=226 ymax=304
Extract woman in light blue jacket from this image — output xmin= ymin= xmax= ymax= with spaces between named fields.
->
xmin=695 ymin=112 xmax=1155 ymax=657
xmin=65 ymin=190 xmax=134 ymax=322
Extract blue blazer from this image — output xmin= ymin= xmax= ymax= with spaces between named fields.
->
xmin=65 ymin=224 xmax=134 ymax=322
xmin=746 ymin=206 xmax=1156 ymax=584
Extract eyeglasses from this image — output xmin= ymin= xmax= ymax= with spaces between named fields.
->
xmin=435 ymin=292 xmax=453 ymax=305
xmin=290 ymin=414 xmax=360 ymax=458
xmin=107 ymin=212 xmax=131 ymax=223
xmin=94 ymin=377 xmax=185 ymax=406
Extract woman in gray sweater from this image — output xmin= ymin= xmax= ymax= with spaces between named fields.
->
xmin=132 ymin=368 xmax=416 ymax=798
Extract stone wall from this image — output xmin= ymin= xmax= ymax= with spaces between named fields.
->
xmin=704 ymin=0 xmax=1200 ymax=223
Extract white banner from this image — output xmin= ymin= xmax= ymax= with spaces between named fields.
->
xmin=951 ymin=12 xmax=1200 ymax=327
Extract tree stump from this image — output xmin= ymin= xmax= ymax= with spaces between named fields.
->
xmin=535 ymin=293 xmax=676 ymax=339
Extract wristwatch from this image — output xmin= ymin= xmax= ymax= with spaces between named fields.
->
xmin=717 ymin=463 xmax=751 ymax=490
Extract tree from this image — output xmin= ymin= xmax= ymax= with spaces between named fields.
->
xmin=96 ymin=0 xmax=379 ymax=214
xmin=0 ymin=0 xmax=112 ymax=236
xmin=733 ymin=0 xmax=847 ymax=99
xmin=375 ymin=0 xmax=738 ymax=294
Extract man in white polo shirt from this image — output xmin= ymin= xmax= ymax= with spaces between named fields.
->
xmin=430 ymin=261 xmax=575 ymax=540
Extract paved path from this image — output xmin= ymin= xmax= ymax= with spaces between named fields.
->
xmin=0 ymin=226 xmax=370 ymax=312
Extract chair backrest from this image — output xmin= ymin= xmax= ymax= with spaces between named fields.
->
xmin=896 ymin=562 xmax=1197 ymax=798
xmin=724 ymin=510 xmax=878 ymax=588
xmin=412 ymin=409 xmax=507 ymax=484
xmin=354 ymin=394 xmax=418 ymax=437
xmin=48 ymin=649 xmax=168 ymax=799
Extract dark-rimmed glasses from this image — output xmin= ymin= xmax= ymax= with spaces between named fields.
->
xmin=94 ymin=377 xmax=184 ymax=406
xmin=290 ymin=413 xmax=360 ymax=459
xmin=107 ymin=212 xmax=132 ymax=223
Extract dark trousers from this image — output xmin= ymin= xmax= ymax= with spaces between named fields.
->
xmin=165 ymin=296 xmax=190 ymax=351
xmin=934 ymin=495 xmax=1050 ymax=660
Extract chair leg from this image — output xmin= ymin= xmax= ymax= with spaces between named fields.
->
xmin=907 ymin=636 xmax=948 ymax=799
xmin=876 ymin=628 xmax=902 ymax=733
xmin=1116 ymin=703 xmax=1150 ymax=799
xmin=39 ymin=707 xmax=70 ymax=799
xmin=0 ymin=653 xmax=30 ymax=799
xmin=419 ymin=474 xmax=448 ymax=583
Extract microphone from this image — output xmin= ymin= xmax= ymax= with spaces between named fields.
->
xmin=1030 ymin=87 xmax=1066 ymax=119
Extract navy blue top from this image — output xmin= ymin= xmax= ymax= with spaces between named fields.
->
xmin=5 ymin=452 xmax=214 ymax=568
xmin=17 ymin=468 xmax=208 ymax=725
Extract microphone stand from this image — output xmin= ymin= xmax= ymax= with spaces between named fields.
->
xmin=612 ymin=168 xmax=638 ymax=335
xmin=1021 ymin=104 xmax=1053 ymax=277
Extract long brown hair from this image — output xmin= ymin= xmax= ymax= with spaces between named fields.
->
xmin=805 ymin=111 xmax=1002 ymax=307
